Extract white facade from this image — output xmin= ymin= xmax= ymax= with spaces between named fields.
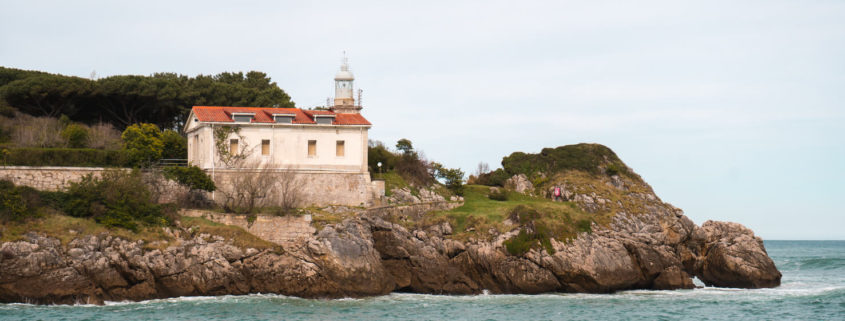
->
xmin=184 ymin=120 xmax=369 ymax=173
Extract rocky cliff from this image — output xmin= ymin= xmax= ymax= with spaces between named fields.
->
xmin=0 ymin=145 xmax=781 ymax=304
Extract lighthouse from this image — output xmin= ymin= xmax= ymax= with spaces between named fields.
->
xmin=331 ymin=56 xmax=362 ymax=114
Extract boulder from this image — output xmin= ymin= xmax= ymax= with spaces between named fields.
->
xmin=504 ymin=174 xmax=533 ymax=194
xmin=695 ymin=221 xmax=781 ymax=288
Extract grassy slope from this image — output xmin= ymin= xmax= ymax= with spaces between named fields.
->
xmin=0 ymin=212 xmax=278 ymax=251
xmin=423 ymin=185 xmax=594 ymax=243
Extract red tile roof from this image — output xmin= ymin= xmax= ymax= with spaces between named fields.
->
xmin=191 ymin=106 xmax=371 ymax=126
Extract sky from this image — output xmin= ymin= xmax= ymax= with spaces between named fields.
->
xmin=1 ymin=0 xmax=843 ymax=239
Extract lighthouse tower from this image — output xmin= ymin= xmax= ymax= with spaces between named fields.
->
xmin=331 ymin=56 xmax=362 ymax=114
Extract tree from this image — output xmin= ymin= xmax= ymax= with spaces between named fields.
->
xmin=93 ymin=75 xmax=160 ymax=127
xmin=218 ymin=160 xmax=274 ymax=214
xmin=396 ymin=138 xmax=413 ymax=155
xmin=1 ymin=75 xmax=92 ymax=118
xmin=1 ymin=67 xmax=296 ymax=131
xmin=161 ymin=129 xmax=187 ymax=159
xmin=432 ymin=162 xmax=465 ymax=196
xmin=368 ymin=140 xmax=397 ymax=173
xmin=162 ymin=166 xmax=216 ymax=192
xmin=61 ymin=123 xmax=89 ymax=148
xmin=121 ymin=123 xmax=164 ymax=166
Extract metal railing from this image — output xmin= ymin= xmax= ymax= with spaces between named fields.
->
xmin=155 ymin=159 xmax=188 ymax=168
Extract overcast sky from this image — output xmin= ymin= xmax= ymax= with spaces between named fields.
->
xmin=2 ymin=0 xmax=843 ymax=239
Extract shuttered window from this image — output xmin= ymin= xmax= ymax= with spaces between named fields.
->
xmin=308 ymin=140 xmax=316 ymax=157
xmin=336 ymin=140 xmax=345 ymax=157
xmin=261 ymin=140 xmax=270 ymax=155
xmin=229 ymin=139 xmax=238 ymax=155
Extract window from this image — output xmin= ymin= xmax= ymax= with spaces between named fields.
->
xmin=274 ymin=115 xmax=294 ymax=123
xmin=307 ymin=140 xmax=316 ymax=157
xmin=232 ymin=114 xmax=253 ymax=122
xmin=261 ymin=139 xmax=270 ymax=155
xmin=193 ymin=135 xmax=199 ymax=160
xmin=336 ymin=140 xmax=345 ymax=157
xmin=230 ymin=139 xmax=238 ymax=155
xmin=315 ymin=116 xmax=334 ymax=125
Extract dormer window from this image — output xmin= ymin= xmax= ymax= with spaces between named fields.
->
xmin=273 ymin=114 xmax=295 ymax=124
xmin=232 ymin=113 xmax=254 ymax=123
xmin=315 ymin=115 xmax=335 ymax=125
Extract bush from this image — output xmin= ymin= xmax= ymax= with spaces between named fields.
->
xmin=63 ymin=170 xmax=173 ymax=231
xmin=475 ymin=168 xmax=510 ymax=186
xmin=87 ymin=122 xmax=122 ymax=150
xmin=432 ymin=162 xmax=464 ymax=196
xmin=503 ymin=206 xmax=558 ymax=255
xmin=121 ymin=123 xmax=164 ymax=167
xmin=3 ymin=148 xmax=131 ymax=167
xmin=501 ymin=143 xmax=631 ymax=178
xmin=368 ymin=140 xmax=397 ymax=173
xmin=576 ymin=219 xmax=592 ymax=233
xmin=161 ymin=130 xmax=187 ymax=159
xmin=61 ymin=124 xmax=89 ymax=148
xmin=605 ymin=163 xmax=621 ymax=176
xmin=162 ymin=166 xmax=216 ymax=192
xmin=503 ymin=230 xmax=535 ymax=256
xmin=0 ymin=100 xmax=15 ymax=118
xmin=488 ymin=188 xmax=508 ymax=201
xmin=0 ymin=180 xmax=41 ymax=222
xmin=395 ymin=153 xmax=435 ymax=186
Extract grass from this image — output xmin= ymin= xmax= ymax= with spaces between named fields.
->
xmin=1 ymin=211 xmax=280 ymax=252
xmin=423 ymin=185 xmax=598 ymax=246
xmin=549 ymin=170 xmax=654 ymax=222
xmin=175 ymin=216 xmax=280 ymax=251
xmin=0 ymin=210 xmax=173 ymax=249
xmin=373 ymin=171 xmax=411 ymax=197
xmin=373 ymin=170 xmax=454 ymax=200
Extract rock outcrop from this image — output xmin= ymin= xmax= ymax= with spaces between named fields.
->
xmin=0 ymin=157 xmax=781 ymax=304
xmin=0 ymin=209 xmax=780 ymax=304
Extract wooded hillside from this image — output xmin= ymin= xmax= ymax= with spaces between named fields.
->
xmin=0 ymin=67 xmax=295 ymax=130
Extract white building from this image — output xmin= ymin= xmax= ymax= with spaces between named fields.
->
xmin=183 ymin=60 xmax=382 ymax=206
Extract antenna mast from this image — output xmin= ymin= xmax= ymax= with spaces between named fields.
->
xmin=357 ymin=89 xmax=363 ymax=108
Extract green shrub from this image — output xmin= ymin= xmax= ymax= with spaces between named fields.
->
xmin=504 ymin=230 xmax=536 ymax=256
xmin=161 ymin=130 xmax=187 ymax=159
xmin=488 ymin=188 xmax=508 ymax=201
xmin=475 ymin=168 xmax=509 ymax=186
xmin=3 ymin=148 xmax=131 ymax=167
xmin=63 ymin=170 xmax=172 ymax=231
xmin=162 ymin=165 xmax=216 ymax=192
xmin=0 ymin=100 xmax=16 ymax=118
xmin=61 ymin=124 xmax=89 ymax=148
xmin=368 ymin=141 xmax=397 ymax=173
xmin=605 ymin=163 xmax=621 ymax=176
xmin=501 ymin=143 xmax=631 ymax=178
xmin=121 ymin=123 xmax=164 ymax=167
xmin=576 ymin=219 xmax=592 ymax=233
xmin=395 ymin=152 xmax=435 ymax=186
xmin=0 ymin=180 xmax=40 ymax=222
xmin=432 ymin=162 xmax=464 ymax=196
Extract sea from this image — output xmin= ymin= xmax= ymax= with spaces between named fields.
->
xmin=0 ymin=240 xmax=842 ymax=321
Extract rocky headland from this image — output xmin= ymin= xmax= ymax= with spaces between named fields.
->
xmin=0 ymin=144 xmax=781 ymax=304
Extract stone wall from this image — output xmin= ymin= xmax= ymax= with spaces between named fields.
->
xmin=209 ymin=169 xmax=382 ymax=207
xmin=0 ymin=166 xmax=107 ymax=191
xmin=181 ymin=209 xmax=315 ymax=248
xmin=365 ymin=201 xmax=463 ymax=221
xmin=180 ymin=201 xmax=462 ymax=247
xmin=0 ymin=166 xmax=384 ymax=207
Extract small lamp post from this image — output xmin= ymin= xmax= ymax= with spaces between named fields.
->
xmin=377 ymin=161 xmax=382 ymax=174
